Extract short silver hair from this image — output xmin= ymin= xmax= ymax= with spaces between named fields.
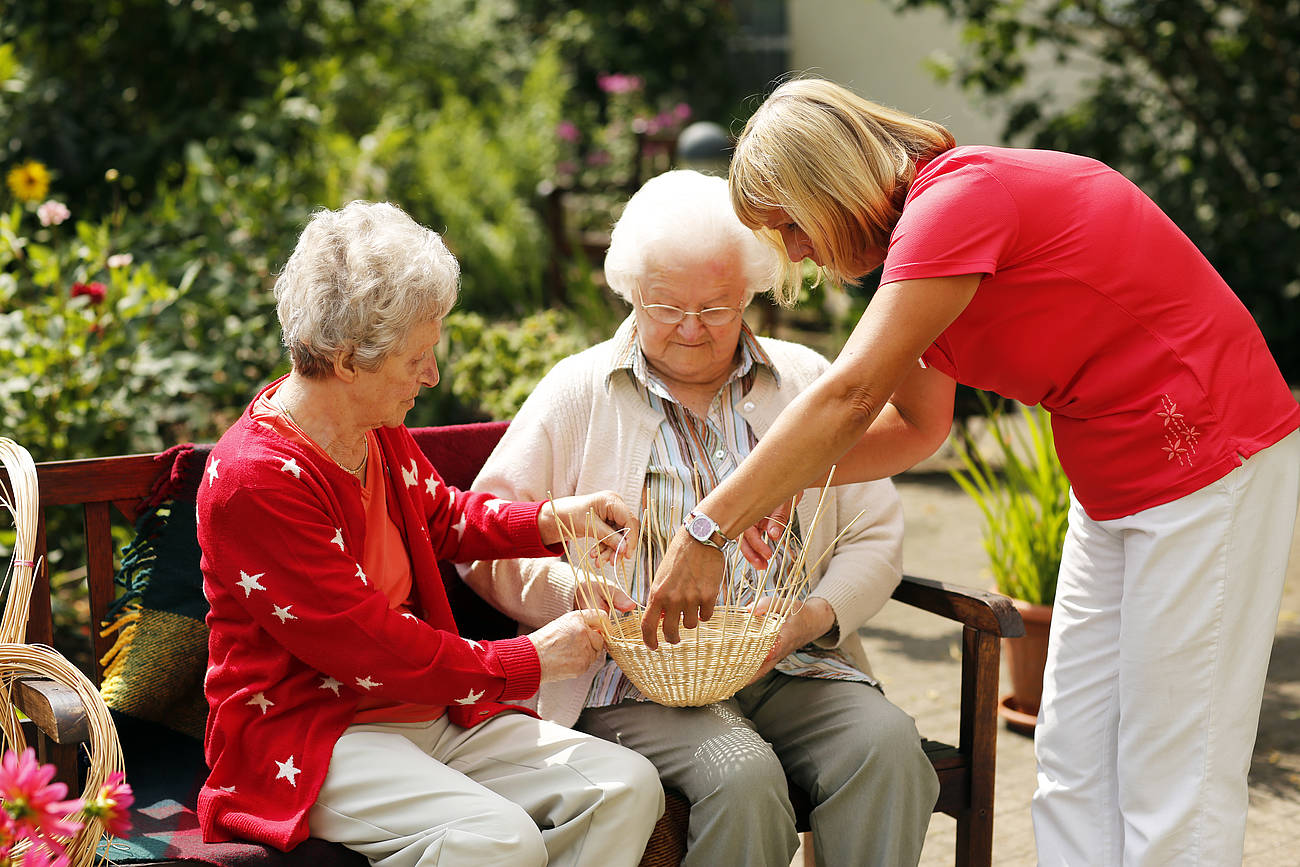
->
xmin=603 ymin=170 xmax=784 ymax=306
xmin=274 ymin=200 xmax=460 ymax=378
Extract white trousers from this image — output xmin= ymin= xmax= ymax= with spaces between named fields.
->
xmin=308 ymin=712 xmax=664 ymax=867
xmin=1032 ymin=429 xmax=1300 ymax=866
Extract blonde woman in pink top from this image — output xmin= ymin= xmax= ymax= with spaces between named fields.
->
xmin=645 ymin=78 xmax=1300 ymax=866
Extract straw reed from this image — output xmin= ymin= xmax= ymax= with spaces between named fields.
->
xmin=554 ymin=471 xmax=865 ymax=707
xmin=1 ymin=437 xmax=126 ymax=867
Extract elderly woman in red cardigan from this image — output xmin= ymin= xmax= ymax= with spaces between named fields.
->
xmin=195 ymin=200 xmax=662 ymax=867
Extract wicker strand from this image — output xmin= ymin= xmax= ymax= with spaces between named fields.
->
xmin=555 ymin=471 xmax=857 ymax=707
xmin=0 ymin=438 xmax=40 ymax=645
xmin=0 ymin=438 xmax=126 ymax=867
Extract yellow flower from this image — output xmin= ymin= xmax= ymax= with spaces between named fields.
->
xmin=7 ymin=160 xmax=52 ymax=203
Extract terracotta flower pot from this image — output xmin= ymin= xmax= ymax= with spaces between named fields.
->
xmin=998 ymin=598 xmax=1053 ymax=736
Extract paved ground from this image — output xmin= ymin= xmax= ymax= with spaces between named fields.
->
xmin=808 ymin=470 xmax=1300 ymax=866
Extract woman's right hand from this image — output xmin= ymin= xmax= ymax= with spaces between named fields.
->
xmin=528 ymin=609 xmax=606 ymax=683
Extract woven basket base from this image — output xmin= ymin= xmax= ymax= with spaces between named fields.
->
xmin=603 ymin=607 xmax=783 ymax=707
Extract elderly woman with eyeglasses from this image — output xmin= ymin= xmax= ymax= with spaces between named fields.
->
xmin=195 ymin=200 xmax=663 ymax=867
xmin=462 ymin=171 xmax=939 ymax=866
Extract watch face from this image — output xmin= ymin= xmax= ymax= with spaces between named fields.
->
xmin=688 ymin=514 xmax=714 ymax=540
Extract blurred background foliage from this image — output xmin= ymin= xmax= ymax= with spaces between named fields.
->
xmin=0 ymin=0 xmax=744 ymax=460
xmin=0 ymin=0 xmax=1297 ymax=457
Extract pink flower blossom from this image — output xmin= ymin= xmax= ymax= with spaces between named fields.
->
xmin=672 ymin=102 xmax=692 ymax=122
xmin=0 ymin=748 xmax=83 ymax=841
xmin=70 ymin=281 xmax=107 ymax=304
xmin=82 ymin=772 xmax=134 ymax=837
xmin=18 ymin=838 xmax=71 ymax=867
xmin=36 ymin=200 xmax=70 ymax=227
xmin=106 ymin=253 xmax=133 ymax=268
xmin=597 ymin=73 xmax=642 ymax=94
xmin=555 ymin=121 xmax=580 ymax=143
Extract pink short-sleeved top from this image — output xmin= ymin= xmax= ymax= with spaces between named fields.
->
xmin=879 ymin=146 xmax=1299 ymax=520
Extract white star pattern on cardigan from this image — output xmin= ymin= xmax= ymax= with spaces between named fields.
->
xmin=453 ymin=515 xmax=467 ymax=540
xmin=355 ymin=675 xmax=381 ymax=690
xmin=319 ymin=676 xmax=342 ymax=696
xmin=331 ymin=528 xmax=345 ymax=551
xmin=485 ymin=498 xmax=507 ymax=514
xmin=425 ymin=475 xmax=439 ymax=496
xmin=237 ymin=571 xmax=266 ymax=597
xmin=355 ymin=564 xmax=367 ymax=585
xmin=280 ymin=458 xmax=301 ymax=479
xmin=402 ymin=459 xmax=419 ymax=488
xmin=246 ymin=692 xmax=274 ymax=714
xmin=217 ymin=785 xmax=236 ymax=793
xmin=207 ymin=458 xmax=220 ymax=485
xmin=274 ymin=756 xmax=301 ymax=786
xmin=271 ymin=604 xmax=298 ymax=623
xmin=462 ymin=638 xmax=484 ymax=651
xmin=455 ymin=688 xmax=485 ymax=705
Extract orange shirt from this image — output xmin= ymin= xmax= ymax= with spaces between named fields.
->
xmin=252 ymin=385 xmax=441 ymax=723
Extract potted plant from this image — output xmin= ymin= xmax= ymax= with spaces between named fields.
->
xmin=950 ymin=392 xmax=1070 ymax=734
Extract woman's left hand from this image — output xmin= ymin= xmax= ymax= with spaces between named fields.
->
xmin=746 ymin=596 xmax=837 ymax=684
xmin=541 ymin=491 xmax=640 ymax=563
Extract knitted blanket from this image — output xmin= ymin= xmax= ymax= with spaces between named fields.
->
xmin=97 ymin=422 xmax=512 ymax=865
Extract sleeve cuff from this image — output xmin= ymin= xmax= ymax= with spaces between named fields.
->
xmin=503 ymin=501 xmax=563 ymax=557
xmin=492 ymin=634 xmax=542 ymax=701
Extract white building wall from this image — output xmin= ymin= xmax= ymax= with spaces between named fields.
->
xmin=787 ymin=0 xmax=1007 ymax=145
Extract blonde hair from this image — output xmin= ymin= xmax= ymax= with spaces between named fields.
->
xmin=604 ymin=170 xmax=784 ymax=306
xmin=274 ymin=200 xmax=460 ymax=378
xmin=730 ymin=78 xmax=956 ymax=303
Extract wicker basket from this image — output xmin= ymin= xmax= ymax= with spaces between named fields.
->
xmin=601 ymin=606 xmax=783 ymax=707
xmin=556 ymin=475 xmax=865 ymax=708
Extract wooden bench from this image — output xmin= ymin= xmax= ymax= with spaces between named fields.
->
xmin=6 ymin=421 xmax=1023 ymax=866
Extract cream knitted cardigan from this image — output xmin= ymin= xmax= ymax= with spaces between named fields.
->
xmin=464 ymin=316 xmax=904 ymax=726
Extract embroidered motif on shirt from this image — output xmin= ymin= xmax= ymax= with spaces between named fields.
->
xmin=1157 ymin=394 xmax=1199 ymax=466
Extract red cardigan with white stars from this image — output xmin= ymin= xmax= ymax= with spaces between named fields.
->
xmin=196 ymin=388 xmax=556 ymax=851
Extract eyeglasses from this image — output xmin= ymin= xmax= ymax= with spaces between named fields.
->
xmin=638 ymin=301 xmax=743 ymax=327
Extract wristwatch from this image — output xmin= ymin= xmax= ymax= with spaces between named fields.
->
xmin=684 ymin=508 xmax=732 ymax=551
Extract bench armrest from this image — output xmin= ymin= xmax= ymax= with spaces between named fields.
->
xmin=892 ymin=574 xmax=1025 ymax=638
xmin=12 ymin=676 xmax=91 ymax=744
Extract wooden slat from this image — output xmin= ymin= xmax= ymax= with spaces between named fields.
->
xmin=31 ymin=454 xmax=161 ymax=507
xmin=892 ymin=573 xmax=1025 ymax=637
xmin=84 ymin=501 xmax=117 ymax=683
xmin=29 ymin=508 xmax=54 ymax=647
xmin=933 ymin=765 xmax=972 ymax=817
xmin=954 ymin=626 xmax=1001 ymax=867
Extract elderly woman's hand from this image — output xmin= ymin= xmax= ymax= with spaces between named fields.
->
xmin=528 ymin=609 xmax=606 ymax=683
xmin=745 ymin=596 xmax=837 ymax=684
xmin=540 ymin=491 xmax=641 ymax=563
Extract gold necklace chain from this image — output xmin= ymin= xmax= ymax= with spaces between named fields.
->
xmin=275 ymin=395 xmax=368 ymax=476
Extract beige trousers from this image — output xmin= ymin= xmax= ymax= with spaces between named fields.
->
xmin=309 ymin=712 xmax=664 ymax=867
